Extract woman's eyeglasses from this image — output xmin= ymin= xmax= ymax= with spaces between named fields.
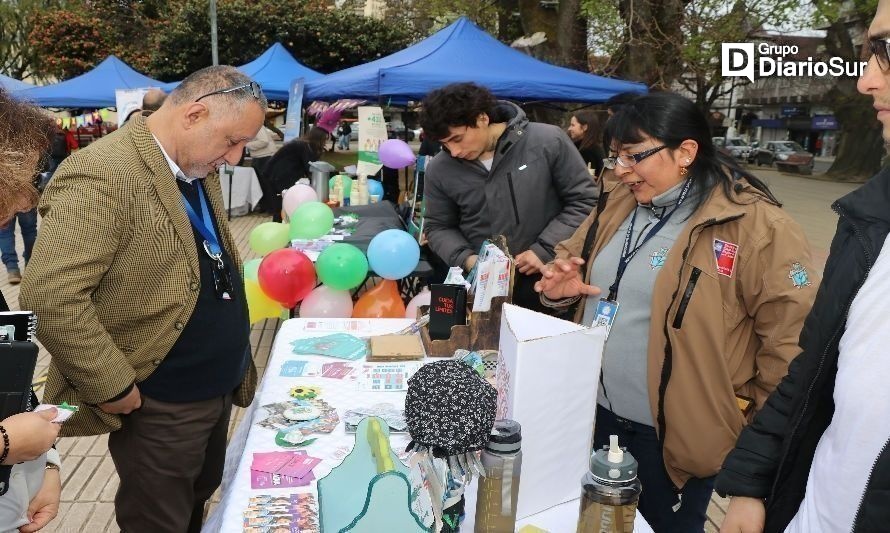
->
xmin=603 ymin=145 xmax=667 ymax=170
xmin=196 ymin=81 xmax=262 ymax=102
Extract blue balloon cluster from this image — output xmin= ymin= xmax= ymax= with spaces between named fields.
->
xmin=367 ymin=229 xmax=420 ymax=280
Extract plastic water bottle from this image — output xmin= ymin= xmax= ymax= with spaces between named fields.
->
xmin=475 ymin=419 xmax=522 ymax=532
xmin=577 ymin=435 xmax=641 ymax=533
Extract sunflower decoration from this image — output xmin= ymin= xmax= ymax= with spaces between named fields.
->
xmin=289 ymin=385 xmax=320 ymax=400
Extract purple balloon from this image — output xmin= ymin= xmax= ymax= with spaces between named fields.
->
xmin=378 ymin=139 xmax=415 ymax=169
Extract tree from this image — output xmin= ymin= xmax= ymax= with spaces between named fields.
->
xmin=516 ymin=0 xmax=588 ymax=70
xmin=816 ymin=0 xmax=883 ymax=180
xmin=0 ymin=0 xmax=65 ymax=80
xmin=149 ymin=0 xmax=414 ymax=80
xmin=584 ymin=0 xmax=798 ymax=108
xmin=28 ymin=7 xmax=112 ymax=79
xmin=27 ymin=0 xmax=174 ymax=79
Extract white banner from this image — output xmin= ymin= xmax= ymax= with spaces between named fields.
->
xmin=115 ymin=88 xmax=155 ymax=127
xmin=283 ymin=78 xmax=305 ymax=143
xmin=356 ymin=106 xmax=386 ymax=177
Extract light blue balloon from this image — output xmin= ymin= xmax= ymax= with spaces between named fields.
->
xmin=367 ymin=229 xmax=420 ymax=280
xmin=367 ymin=179 xmax=384 ymax=199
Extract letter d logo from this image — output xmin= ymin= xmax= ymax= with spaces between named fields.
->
xmin=722 ymin=43 xmax=755 ymax=83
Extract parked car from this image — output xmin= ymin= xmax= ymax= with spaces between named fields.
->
xmin=347 ymin=120 xmax=416 ymax=141
xmin=712 ymin=137 xmax=751 ymax=160
xmin=751 ymin=140 xmax=814 ymax=174
xmin=387 ymin=120 xmax=415 ymax=141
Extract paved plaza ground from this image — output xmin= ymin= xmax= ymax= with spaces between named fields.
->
xmin=0 ymin=165 xmax=861 ymax=532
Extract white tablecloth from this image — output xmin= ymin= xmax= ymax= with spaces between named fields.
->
xmin=204 ymin=318 xmax=652 ymax=532
xmin=219 ymin=164 xmax=263 ymax=216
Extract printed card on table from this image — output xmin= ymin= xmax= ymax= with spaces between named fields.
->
xmin=280 ymin=360 xmax=322 ymax=377
xmin=357 ymin=362 xmax=422 ymax=392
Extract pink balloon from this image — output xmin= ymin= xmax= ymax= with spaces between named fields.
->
xmin=404 ymin=287 xmax=431 ymax=319
xmin=378 ymin=139 xmax=415 ymax=169
xmin=283 ymin=184 xmax=319 ymax=217
xmin=299 ymin=285 xmax=354 ymax=318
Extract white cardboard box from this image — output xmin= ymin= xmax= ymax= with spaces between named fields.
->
xmin=496 ymin=303 xmax=607 ymax=519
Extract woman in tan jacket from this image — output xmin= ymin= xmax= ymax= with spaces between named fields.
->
xmin=536 ymin=92 xmax=818 ymax=532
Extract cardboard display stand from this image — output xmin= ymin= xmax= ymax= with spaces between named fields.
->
xmin=496 ymin=304 xmax=607 ymax=519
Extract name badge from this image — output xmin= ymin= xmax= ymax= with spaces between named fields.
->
xmin=593 ymin=298 xmax=619 ymax=338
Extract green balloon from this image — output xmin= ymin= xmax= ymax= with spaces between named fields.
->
xmin=249 ymin=222 xmax=290 ymax=256
xmin=289 ymin=201 xmax=335 ymax=240
xmin=329 ymin=175 xmax=353 ymax=198
xmin=243 ymin=258 xmax=262 ymax=281
xmin=316 ymin=243 xmax=369 ymax=291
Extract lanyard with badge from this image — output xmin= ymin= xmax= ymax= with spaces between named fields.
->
xmin=593 ymin=179 xmax=692 ymax=335
xmin=181 ymin=183 xmax=234 ymax=300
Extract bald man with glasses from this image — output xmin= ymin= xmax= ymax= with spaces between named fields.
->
xmin=21 ymin=65 xmax=266 ymax=533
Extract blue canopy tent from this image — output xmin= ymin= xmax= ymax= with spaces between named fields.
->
xmin=18 ymin=56 xmax=165 ymax=108
xmin=0 ymin=74 xmax=33 ymax=93
xmin=160 ymin=43 xmax=322 ymax=100
xmin=305 ymin=17 xmax=646 ymax=103
xmin=238 ymin=43 xmax=321 ymax=101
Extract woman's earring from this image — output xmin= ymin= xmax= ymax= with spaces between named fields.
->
xmin=680 ymin=166 xmax=688 ymax=177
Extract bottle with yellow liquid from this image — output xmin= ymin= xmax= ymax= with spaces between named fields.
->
xmin=475 ymin=419 xmax=522 ymax=532
xmin=577 ymin=435 xmax=641 ymax=533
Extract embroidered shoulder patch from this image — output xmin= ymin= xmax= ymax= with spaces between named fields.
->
xmin=649 ymin=247 xmax=669 ymax=270
xmin=789 ymin=262 xmax=811 ymax=289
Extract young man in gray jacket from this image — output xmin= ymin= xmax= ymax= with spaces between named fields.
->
xmin=420 ymin=82 xmax=597 ymax=312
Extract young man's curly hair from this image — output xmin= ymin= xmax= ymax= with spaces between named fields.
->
xmin=419 ymin=82 xmax=499 ymax=141
xmin=0 ymin=88 xmax=55 ymax=222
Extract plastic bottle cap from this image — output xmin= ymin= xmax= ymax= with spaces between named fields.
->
xmin=607 ymin=434 xmax=624 ymax=464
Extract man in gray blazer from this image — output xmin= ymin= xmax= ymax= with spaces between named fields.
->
xmin=22 ymin=66 xmax=265 ymax=533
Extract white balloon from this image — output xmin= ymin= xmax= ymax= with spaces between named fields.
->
xmin=404 ymin=287 xmax=432 ymax=319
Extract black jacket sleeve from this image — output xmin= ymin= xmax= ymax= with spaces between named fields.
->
xmin=715 ymin=220 xmax=849 ymax=499
xmin=715 ymin=348 xmax=807 ymax=498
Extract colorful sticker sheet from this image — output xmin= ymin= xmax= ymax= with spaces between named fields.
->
xmin=242 ymin=493 xmax=319 ymax=532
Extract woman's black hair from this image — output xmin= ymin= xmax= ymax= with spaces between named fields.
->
xmin=571 ymin=109 xmax=603 ymax=152
xmin=304 ymin=126 xmax=328 ymax=158
xmin=603 ymin=91 xmax=780 ymax=212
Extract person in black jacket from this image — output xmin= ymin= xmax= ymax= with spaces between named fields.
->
xmin=264 ymin=126 xmax=327 ymax=222
xmin=716 ymin=3 xmax=890 ymax=530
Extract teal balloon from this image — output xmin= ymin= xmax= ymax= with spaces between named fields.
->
xmin=290 ymin=201 xmax=334 ymax=240
xmin=249 ymin=222 xmax=290 ymax=255
xmin=367 ymin=229 xmax=420 ymax=280
xmin=243 ymin=258 xmax=262 ymax=281
xmin=329 ymin=175 xmax=353 ymax=198
xmin=316 ymin=243 xmax=369 ymax=291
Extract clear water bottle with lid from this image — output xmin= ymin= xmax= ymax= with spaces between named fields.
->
xmin=577 ymin=434 xmax=641 ymax=533
xmin=475 ymin=419 xmax=522 ymax=532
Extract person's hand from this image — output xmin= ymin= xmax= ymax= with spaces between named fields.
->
xmin=1 ymin=410 xmax=60 ymax=464
xmin=720 ymin=496 xmax=765 ymax=533
xmin=534 ymin=257 xmax=601 ymax=300
xmin=514 ymin=250 xmax=545 ymax=275
xmin=463 ymin=254 xmax=478 ymax=272
xmin=18 ymin=467 xmax=61 ymax=533
xmin=99 ymin=385 xmax=142 ymax=415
